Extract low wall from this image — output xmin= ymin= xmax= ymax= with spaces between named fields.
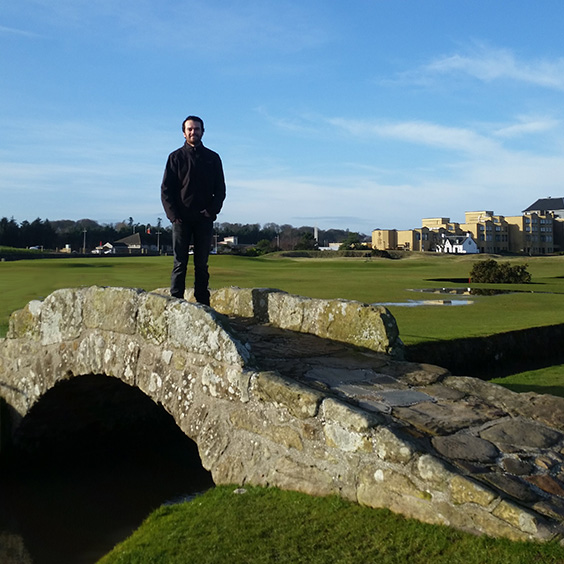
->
xmin=189 ymin=286 xmax=403 ymax=358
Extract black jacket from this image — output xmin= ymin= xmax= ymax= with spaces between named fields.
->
xmin=161 ymin=142 xmax=226 ymax=222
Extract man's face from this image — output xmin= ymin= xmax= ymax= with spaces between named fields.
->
xmin=183 ymin=120 xmax=203 ymax=146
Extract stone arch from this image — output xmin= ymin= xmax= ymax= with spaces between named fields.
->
xmin=2 ymin=285 xmax=564 ymax=543
xmin=0 ymin=286 xmax=252 ymax=456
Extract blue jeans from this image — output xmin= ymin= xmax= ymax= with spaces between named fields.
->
xmin=171 ymin=217 xmax=213 ymax=304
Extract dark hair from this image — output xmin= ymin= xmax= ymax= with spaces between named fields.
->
xmin=182 ymin=115 xmax=204 ymax=132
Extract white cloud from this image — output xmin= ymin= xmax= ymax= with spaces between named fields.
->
xmin=493 ymin=116 xmax=561 ymax=138
xmin=0 ymin=25 xmax=40 ymax=38
xmin=424 ymin=43 xmax=564 ymax=91
xmin=326 ymin=117 xmax=500 ymax=156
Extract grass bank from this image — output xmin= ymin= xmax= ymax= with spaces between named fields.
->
xmin=98 ymin=485 xmax=564 ymax=564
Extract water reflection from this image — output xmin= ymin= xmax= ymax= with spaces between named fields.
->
xmin=373 ymin=299 xmax=473 ymax=307
xmin=375 ymin=287 xmax=474 ymax=307
xmin=0 ymin=375 xmax=214 ymax=564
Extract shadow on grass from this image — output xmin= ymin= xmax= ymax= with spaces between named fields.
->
xmin=63 ymin=263 xmax=115 ymax=268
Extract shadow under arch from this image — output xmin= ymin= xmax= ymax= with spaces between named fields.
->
xmin=0 ymin=373 xmax=214 ymax=564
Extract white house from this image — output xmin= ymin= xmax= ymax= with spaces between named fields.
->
xmin=435 ymin=232 xmax=479 ymax=254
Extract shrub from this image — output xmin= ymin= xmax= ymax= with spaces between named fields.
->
xmin=470 ymin=259 xmax=531 ymax=284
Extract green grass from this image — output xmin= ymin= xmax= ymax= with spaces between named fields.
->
xmin=490 ymin=364 xmax=564 ymax=398
xmin=98 ymin=485 xmax=564 ymax=564
xmin=3 ymin=252 xmax=564 ymax=344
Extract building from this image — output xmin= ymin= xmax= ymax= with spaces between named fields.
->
xmin=523 ymin=197 xmax=564 ymax=217
xmin=435 ymin=233 xmax=479 ymax=254
xmin=522 ymin=197 xmax=564 ymax=252
xmin=372 ymin=199 xmax=559 ymax=255
xmin=372 ymin=227 xmax=435 ymax=252
xmin=460 ymin=211 xmax=510 ymax=254
xmin=504 ymin=212 xmax=555 ymax=255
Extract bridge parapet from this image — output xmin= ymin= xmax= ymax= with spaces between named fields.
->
xmin=2 ymin=286 xmax=564 ymax=543
xmin=178 ymin=286 xmax=403 ymax=357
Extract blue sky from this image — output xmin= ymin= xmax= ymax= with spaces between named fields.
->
xmin=2 ymin=1 xmax=564 ymax=234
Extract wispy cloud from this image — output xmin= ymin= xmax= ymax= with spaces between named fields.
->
xmin=0 ymin=24 xmax=40 ymax=38
xmin=493 ymin=115 xmax=561 ymax=138
xmin=423 ymin=43 xmax=564 ymax=91
xmin=326 ymin=117 xmax=500 ymax=156
xmin=16 ymin=0 xmax=329 ymax=56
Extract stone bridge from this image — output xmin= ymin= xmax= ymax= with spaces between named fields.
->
xmin=2 ymin=286 xmax=564 ymax=543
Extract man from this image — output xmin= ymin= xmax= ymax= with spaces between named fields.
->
xmin=161 ymin=116 xmax=226 ymax=305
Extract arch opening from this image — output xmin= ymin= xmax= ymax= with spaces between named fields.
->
xmin=0 ymin=373 xmax=214 ymax=563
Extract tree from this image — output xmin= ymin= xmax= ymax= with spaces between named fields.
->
xmin=294 ymin=232 xmax=317 ymax=251
xmin=0 ymin=217 xmax=20 ymax=247
xmin=339 ymin=232 xmax=363 ymax=250
xmin=470 ymin=259 xmax=531 ymax=284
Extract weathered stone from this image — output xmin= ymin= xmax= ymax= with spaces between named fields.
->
xmin=501 ymin=457 xmax=535 ymax=476
xmin=379 ymin=361 xmax=449 ymax=386
xmin=137 ymin=292 xmax=171 ymax=345
xmin=376 ymin=389 xmax=434 ymax=407
xmin=229 ymin=408 xmax=304 ymax=451
xmin=83 ymin=286 xmax=141 ymax=335
xmin=322 ymin=397 xmax=379 ymax=432
xmin=416 ymin=454 xmax=453 ymax=486
xmin=6 ymin=299 xmax=42 ymax=340
xmin=525 ymin=475 xmax=564 ymax=498
xmin=304 ymin=367 xmax=378 ymax=387
xmin=358 ymin=465 xmax=431 ymax=508
xmin=493 ymin=499 xmax=542 ymax=535
xmin=535 ymin=455 xmax=555 ymax=471
xmin=267 ymin=291 xmax=403 ymax=357
xmin=443 ymin=376 xmax=531 ymax=415
xmin=452 ymin=459 xmax=493 ymax=475
xmin=166 ymin=300 xmax=249 ymax=367
xmin=432 ymin=434 xmax=499 ymax=462
xmin=480 ymin=419 xmax=563 ymax=451
xmin=449 ymin=474 xmax=497 ymax=506
xmin=40 ymin=289 xmax=84 ymax=345
xmin=479 ymin=473 xmax=539 ymax=503
xmin=394 ymin=400 xmax=500 ymax=435
xmin=415 ymin=383 xmax=466 ymax=401
xmin=269 ymin=456 xmax=336 ymax=497
xmin=211 ymin=287 xmax=258 ymax=318
xmin=527 ymin=395 xmax=564 ymax=431
xmin=533 ymin=499 xmax=564 ymax=522
xmin=251 ymin=371 xmax=323 ymax=419
xmin=373 ymin=426 xmax=416 ymax=464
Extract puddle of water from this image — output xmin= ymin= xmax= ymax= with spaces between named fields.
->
xmin=373 ymin=299 xmax=473 ymax=307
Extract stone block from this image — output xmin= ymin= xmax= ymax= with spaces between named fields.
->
xmin=166 ymin=300 xmax=249 ymax=367
xmin=480 ymin=419 xmax=563 ymax=451
xmin=450 ymin=475 xmax=497 ymax=506
xmin=252 ymin=371 xmax=324 ymax=419
xmin=138 ymin=292 xmax=171 ymax=344
xmin=270 ymin=455 xmax=336 ymax=497
xmin=416 ymin=454 xmax=453 ymax=486
xmin=229 ymin=408 xmax=304 ymax=451
xmin=39 ymin=289 xmax=84 ymax=345
xmin=322 ymin=397 xmax=380 ymax=432
xmin=7 ymin=300 xmax=42 ymax=340
xmin=373 ymin=426 xmax=416 ymax=464
xmin=432 ymin=434 xmax=499 ymax=462
xmin=83 ymin=286 xmax=141 ymax=335
xmin=493 ymin=499 xmax=542 ymax=536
